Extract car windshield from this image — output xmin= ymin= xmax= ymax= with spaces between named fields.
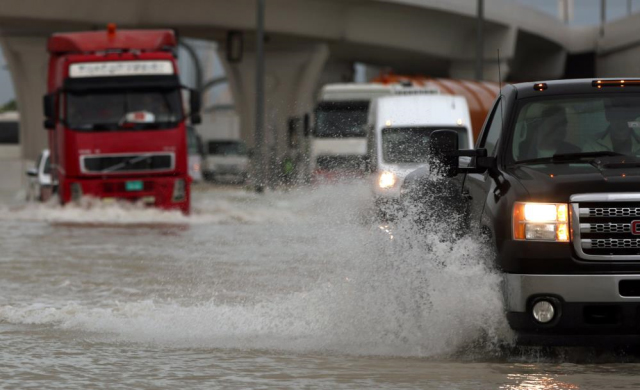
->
xmin=43 ymin=155 xmax=51 ymax=175
xmin=512 ymin=94 xmax=640 ymax=163
xmin=315 ymin=102 xmax=368 ymax=138
xmin=187 ymin=127 xmax=203 ymax=155
xmin=209 ymin=141 xmax=247 ymax=156
xmin=0 ymin=121 xmax=19 ymax=144
xmin=66 ymin=89 xmax=183 ymax=131
xmin=382 ymin=126 xmax=469 ymax=164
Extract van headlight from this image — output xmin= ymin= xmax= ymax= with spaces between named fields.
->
xmin=378 ymin=171 xmax=397 ymax=189
xmin=513 ymin=202 xmax=569 ymax=242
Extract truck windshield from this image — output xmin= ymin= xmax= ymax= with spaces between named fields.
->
xmin=315 ymin=101 xmax=368 ymax=138
xmin=382 ymin=127 xmax=469 ymax=164
xmin=512 ymin=95 xmax=640 ymax=163
xmin=66 ymin=89 xmax=182 ymax=131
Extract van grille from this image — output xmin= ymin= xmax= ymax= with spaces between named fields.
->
xmin=575 ymin=201 xmax=640 ymax=258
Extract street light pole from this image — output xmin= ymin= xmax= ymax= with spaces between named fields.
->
xmin=254 ymin=0 xmax=266 ymax=193
xmin=600 ymin=0 xmax=606 ymax=37
xmin=475 ymin=0 xmax=484 ymax=81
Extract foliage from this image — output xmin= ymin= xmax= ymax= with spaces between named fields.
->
xmin=0 ymin=99 xmax=17 ymax=113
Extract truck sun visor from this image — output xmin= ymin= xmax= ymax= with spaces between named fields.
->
xmin=63 ymin=75 xmax=181 ymax=92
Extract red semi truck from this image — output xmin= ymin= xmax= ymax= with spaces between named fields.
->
xmin=42 ymin=25 xmax=200 ymax=214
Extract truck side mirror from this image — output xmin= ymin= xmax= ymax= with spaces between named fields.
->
xmin=43 ymin=93 xmax=56 ymax=129
xmin=189 ymin=89 xmax=202 ymax=124
xmin=429 ymin=129 xmax=459 ymax=177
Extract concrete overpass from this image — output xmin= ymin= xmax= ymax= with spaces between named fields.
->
xmin=0 ymin=0 xmax=630 ymax=171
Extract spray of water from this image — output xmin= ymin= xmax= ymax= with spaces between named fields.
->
xmin=0 ymin=182 xmax=513 ymax=357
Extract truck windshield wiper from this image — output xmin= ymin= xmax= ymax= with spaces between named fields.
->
xmin=514 ymin=151 xmax=625 ymax=165
xmin=552 ymin=151 xmax=625 ymax=161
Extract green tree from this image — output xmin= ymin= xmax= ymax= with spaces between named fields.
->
xmin=0 ymin=99 xmax=17 ymax=113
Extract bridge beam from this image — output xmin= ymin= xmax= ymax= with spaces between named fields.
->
xmin=220 ymin=43 xmax=329 ymax=184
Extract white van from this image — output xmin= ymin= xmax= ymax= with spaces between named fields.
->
xmin=368 ymin=94 xmax=473 ymax=207
xmin=204 ymin=140 xmax=249 ymax=183
xmin=311 ymin=83 xmax=438 ymax=182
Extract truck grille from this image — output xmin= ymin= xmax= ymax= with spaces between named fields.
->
xmin=573 ymin=197 xmax=640 ymax=259
xmin=81 ymin=153 xmax=174 ymax=173
xmin=585 ymin=207 xmax=640 ymax=218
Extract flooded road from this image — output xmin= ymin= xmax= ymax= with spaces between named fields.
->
xmin=2 ymin=183 xmax=640 ymax=388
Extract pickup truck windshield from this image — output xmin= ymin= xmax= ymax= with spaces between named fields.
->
xmin=66 ymin=89 xmax=182 ymax=131
xmin=315 ymin=101 xmax=369 ymax=138
xmin=382 ymin=126 xmax=469 ymax=164
xmin=512 ymin=95 xmax=640 ymax=163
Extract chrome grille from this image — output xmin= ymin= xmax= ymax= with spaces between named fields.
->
xmin=581 ymin=207 xmax=640 ymax=218
xmin=583 ymin=238 xmax=640 ymax=249
xmin=580 ymin=223 xmax=631 ymax=234
xmin=572 ymin=194 xmax=640 ymax=260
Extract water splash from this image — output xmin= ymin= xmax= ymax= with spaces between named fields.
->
xmin=0 ymin=182 xmax=512 ymax=357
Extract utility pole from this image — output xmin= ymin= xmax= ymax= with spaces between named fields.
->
xmin=254 ymin=0 xmax=266 ymax=193
xmin=600 ymin=0 xmax=606 ymax=37
xmin=475 ymin=0 xmax=484 ymax=81
xmin=559 ymin=0 xmax=570 ymax=24
xmin=628 ymin=0 xmax=633 ymax=16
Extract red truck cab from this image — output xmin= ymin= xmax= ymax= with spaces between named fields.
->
xmin=42 ymin=25 xmax=200 ymax=214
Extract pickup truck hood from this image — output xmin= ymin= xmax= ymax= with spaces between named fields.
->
xmin=507 ymin=158 xmax=640 ymax=202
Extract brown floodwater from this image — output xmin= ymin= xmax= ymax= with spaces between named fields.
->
xmin=2 ymin=184 xmax=640 ymax=389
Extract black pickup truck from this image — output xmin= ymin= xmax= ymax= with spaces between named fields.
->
xmin=402 ymin=78 xmax=640 ymax=345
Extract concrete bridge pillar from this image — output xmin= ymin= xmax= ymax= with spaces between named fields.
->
xmin=0 ymin=35 xmax=49 ymax=161
xmin=219 ymin=43 xmax=329 ymax=184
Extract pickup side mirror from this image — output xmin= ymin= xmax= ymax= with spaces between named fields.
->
xmin=26 ymin=167 xmax=38 ymax=177
xmin=189 ymin=88 xmax=202 ymax=124
xmin=429 ymin=129 xmax=459 ymax=177
xmin=43 ymin=93 xmax=56 ymax=130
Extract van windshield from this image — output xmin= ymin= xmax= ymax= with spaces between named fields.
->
xmin=209 ymin=141 xmax=247 ymax=156
xmin=315 ymin=101 xmax=369 ymax=138
xmin=382 ymin=127 xmax=469 ymax=164
xmin=66 ymin=89 xmax=183 ymax=131
xmin=512 ymin=94 xmax=640 ymax=163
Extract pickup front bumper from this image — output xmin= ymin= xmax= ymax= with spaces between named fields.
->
xmin=506 ymin=274 xmax=640 ymax=345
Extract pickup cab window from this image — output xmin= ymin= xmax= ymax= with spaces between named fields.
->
xmin=511 ymin=95 xmax=640 ymax=162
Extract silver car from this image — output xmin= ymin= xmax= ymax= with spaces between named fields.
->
xmin=26 ymin=149 xmax=55 ymax=201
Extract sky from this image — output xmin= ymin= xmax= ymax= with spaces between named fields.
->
xmin=0 ymin=52 xmax=14 ymax=106
xmin=0 ymin=0 xmax=639 ymax=107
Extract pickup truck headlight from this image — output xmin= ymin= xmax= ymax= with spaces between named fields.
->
xmin=378 ymin=171 xmax=396 ymax=189
xmin=513 ymin=202 xmax=569 ymax=242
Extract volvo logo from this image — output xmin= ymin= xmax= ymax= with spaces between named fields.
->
xmin=632 ymin=221 xmax=640 ymax=235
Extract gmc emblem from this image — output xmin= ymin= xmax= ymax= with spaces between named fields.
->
xmin=632 ymin=221 xmax=640 ymax=235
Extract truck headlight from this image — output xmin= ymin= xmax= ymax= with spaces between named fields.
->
xmin=513 ymin=202 xmax=569 ymax=242
xmin=70 ymin=182 xmax=83 ymax=202
xmin=172 ymin=179 xmax=186 ymax=202
xmin=378 ymin=171 xmax=396 ymax=189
